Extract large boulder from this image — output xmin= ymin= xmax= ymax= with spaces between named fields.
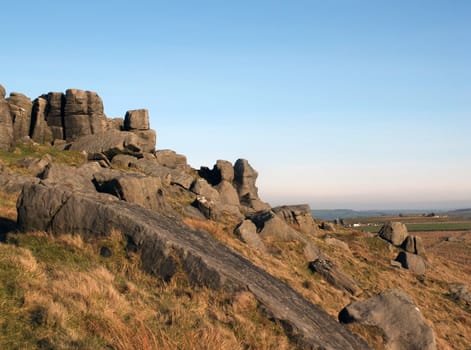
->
xmin=130 ymin=158 xmax=195 ymax=189
xmin=395 ymin=251 xmax=426 ymax=275
xmin=191 ymin=178 xmax=220 ymax=202
xmin=93 ymin=172 xmax=170 ymax=213
xmin=403 ymin=235 xmax=426 ymax=256
xmin=0 ymin=95 xmax=14 ymax=151
xmin=16 ymin=181 xmax=370 ymax=350
xmin=247 ymin=210 xmax=300 ymax=242
xmin=339 ymin=289 xmax=436 ymax=350
xmin=233 ymin=159 xmax=269 ymax=210
xmin=379 ymin=221 xmax=409 ymax=246
xmin=31 ymin=97 xmax=53 ymax=144
xmin=7 ymin=92 xmax=33 ymax=142
xmin=0 ymin=83 xmax=5 ymax=98
xmin=308 ymin=258 xmax=361 ymax=296
xmin=40 ymin=162 xmax=102 ymax=192
xmin=215 ymin=180 xmax=240 ymax=206
xmin=63 ymin=89 xmax=107 ymax=141
xmin=234 ymin=220 xmax=266 ymax=251
xmin=69 ymin=129 xmax=142 ymax=158
xmin=154 ymin=150 xmax=188 ymax=169
xmin=273 ymin=204 xmax=318 ymax=235
xmin=124 ymin=109 xmax=149 ymax=130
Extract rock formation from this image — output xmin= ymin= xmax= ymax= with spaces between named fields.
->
xmin=339 ymin=289 xmax=436 ymax=350
xmin=0 ymin=84 xmax=14 ymax=151
xmin=17 ymin=181 xmax=370 ymax=350
xmin=379 ymin=221 xmax=409 ymax=246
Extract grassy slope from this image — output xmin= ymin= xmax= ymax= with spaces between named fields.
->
xmin=0 ymin=145 xmax=470 ymax=349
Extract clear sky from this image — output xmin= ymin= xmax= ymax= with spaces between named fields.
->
xmin=1 ymin=1 xmax=470 ymax=210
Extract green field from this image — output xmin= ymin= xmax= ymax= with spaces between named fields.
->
xmin=356 ymin=221 xmax=471 ymax=233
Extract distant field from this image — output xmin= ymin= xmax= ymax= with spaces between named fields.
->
xmin=344 ymin=215 xmax=471 ymax=233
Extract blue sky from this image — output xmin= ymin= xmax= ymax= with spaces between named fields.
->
xmin=1 ymin=1 xmax=470 ymax=209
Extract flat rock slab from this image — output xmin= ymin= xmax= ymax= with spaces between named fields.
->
xmin=17 ymin=182 xmax=370 ymax=350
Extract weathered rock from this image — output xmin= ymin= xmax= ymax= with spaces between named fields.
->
xmin=154 ymin=150 xmax=188 ymax=169
xmin=395 ymin=251 xmax=426 ymax=275
xmin=69 ymin=129 xmax=142 ymax=158
xmin=0 ymin=98 xmax=14 ymax=151
xmin=17 ymin=181 xmax=370 ymax=350
xmin=379 ymin=222 xmax=408 ymax=246
xmin=124 ymin=109 xmax=149 ymax=130
xmin=448 ymin=283 xmax=471 ymax=305
xmin=309 ymin=258 xmax=361 ymax=296
xmin=191 ymin=178 xmax=220 ymax=202
xmin=7 ymin=92 xmax=33 ymax=141
xmin=216 ymin=160 xmax=234 ymax=182
xmin=339 ymin=289 xmax=436 ymax=350
xmin=233 ymin=159 xmax=269 ymax=210
xmin=63 ymin=89 xmax=107 ymax=141
xmin=216 ymin=180 xmax=240 ymax=206
xmin=0 ymin=168 xmax=39 ymax=193
xmin=17 ymin=154 xmax=53 ymax=176
xmin=131 ymin=129 xmax=156 ymax=153
xmin=0 ymin=84 xmax=5 ymax=98
xmin=234 ymin=220 xmax=266 ymax=251
xmin=94 ymin=172 xmax=170 ymax=213
xmin=131 ymin=158 xmax=194 ymax=189
xmin=40 ymin=162 xmax=102 ymax=192
xmin=44 ymin=92 xmax=65 ymax=140
xmin=199 ymin=159 xmax=234 ymax=185
xmin=107 ymin=117 xmax=124 ymax=131
xmin=273 ymin=204 xmax=318 ymax=234
xmin=31 ymin=97 xmax=53 ymax=144
xmin=247 ymin=210 xmax=300 ymax=242
xmin=111 ymin=154 xmax=138 ymax=168
xmin=324 ymin=237 xmax=351 ymax=253
xmin=403 ymin=235 xmax=426 ymax=256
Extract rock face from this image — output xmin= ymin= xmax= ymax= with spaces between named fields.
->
xmin=395 ymin=251 xmax=426 ymax=275
xmin=94 ymin=172 xmax=170 ymax=213
xmin=233 ymin=159 xmax=269 ymax=210
xmin=7 ymin=93 xmax=33 ymax=141
xmin=273 ymin=204 xmax=318 ymax=234
xmin=403 ymin=235 xmax=425 ymax=256
xmin=379 ymin=222 xmax=408 ymax=246
xmin=30 ymin=97 xmax=53 ymax=144
xmin=63 ymin=89 xmax=107 ymax=141
xmin=247 ymin=210 xmax=300 ymax=242
xmin=69 ymin=129 xmax=143 ymax=158
xmin=44 ymin=92 xmax=65 ymax=140
xmin=0 ymin=90 xmax=14 ymax=151
xmin=154 ymin=150 xmax=188 ymax=169
xmin=17 ymin=181 xmax=370 ymax=350
xmin=339 ymin=289 xmax=436 ymax=350
xmin=309 ymin=258 xmax=361 ymax=296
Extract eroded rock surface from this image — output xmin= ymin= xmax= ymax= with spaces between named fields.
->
xmin=17 ymin=181 xmax=370 ymax=350
xmin=339 ymin=289 xmax=436 ymax=350
xmin=379 ymin=222 xmax=409 ymax=246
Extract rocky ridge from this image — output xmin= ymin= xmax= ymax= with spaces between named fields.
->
xmin=0 ymin=83 xmax=446 ymax=349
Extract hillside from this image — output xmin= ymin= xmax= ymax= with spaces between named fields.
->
xmin=0 ymin=84 xmax=470 ymax=350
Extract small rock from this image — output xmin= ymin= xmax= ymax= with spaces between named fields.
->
xmin=100 ymin=246 xmax=112 ymax=258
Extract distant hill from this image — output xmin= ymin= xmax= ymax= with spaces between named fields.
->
xmin=311 ymin=209 xmax=429 ymax=221
xmin=446 ymin=208 xmax=471 ymax=219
